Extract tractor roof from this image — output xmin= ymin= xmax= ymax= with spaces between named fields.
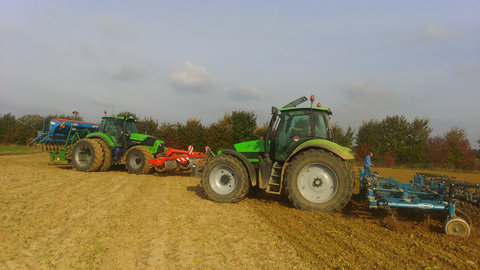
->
xmin=102 ymin=116 xmax=137 ymax=120
xmin=279 ymin=106 xmax=332 ymax=114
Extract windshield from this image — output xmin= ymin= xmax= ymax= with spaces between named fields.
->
xmin=126 ymin=120 xmax=138 ymax=133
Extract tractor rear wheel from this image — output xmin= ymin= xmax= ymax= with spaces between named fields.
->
xmin=93 ymin=139 xmax=112 ymax=172
xmin=201 ymin=155 xmax=250 ymax=203
xmin=125 ymin=146 xmax=154 ymax=174
xmin=71 ymin=139 xmax=104 ymax=172
xmin=285 ymin=149 xmax=353 ymax=213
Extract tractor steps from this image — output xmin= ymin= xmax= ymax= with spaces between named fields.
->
xmin=266 ymin=162 xmax=283 ymax=194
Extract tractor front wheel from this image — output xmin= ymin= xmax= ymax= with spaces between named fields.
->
xmin=125 ymin=146 xmax=154 ymax=174
xmin=71 ymin=139 xmax=104 ymax=172
xmin=201 ymin=155 xmax=249 ymax=203
xmin=285 ymin=150 xmax=353 ymax=213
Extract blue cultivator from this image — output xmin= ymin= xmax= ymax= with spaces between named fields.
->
xmin=359 ymin=170 xmax=474 ymax=237
xmin=27 ymin=118 xmax=100 ymax=151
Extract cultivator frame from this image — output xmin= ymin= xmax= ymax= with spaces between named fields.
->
xmin=359 ymin=170 xmax=474 ymax=237
xmin=414 ymin=173 xmax=480 ymax=206
xmin=148 ymin=146 xmax=208 ymax=173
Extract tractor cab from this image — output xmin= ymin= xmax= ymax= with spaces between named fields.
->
xmin=98 ymin=116 xmax=138 ymax=147
xmin=267 ymin=96 xmax=333 ymax=161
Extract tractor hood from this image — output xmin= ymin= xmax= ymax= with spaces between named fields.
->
xmin=233 ymin=139 xmax=267 ymax=153
xmin=130 ymin=133 xmax=165 ymax=145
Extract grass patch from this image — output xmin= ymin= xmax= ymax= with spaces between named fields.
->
xmin=0 ymin=145 xmax=38 ymax=155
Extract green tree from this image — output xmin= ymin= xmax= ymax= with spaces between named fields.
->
xmin=404 ymin=118 xmax=431 ymax=167
xmin=443 ymin=127 xmax=466 ymax=168
xmin=157 ymin=123 xmax=179 ymax=148
xmin=176 ymin=119 xmax=206 ymax=151
xmin=15 ymin=114 xmax=43 ymax=144
xmin=138 ymin=117 xmax=159 ymax=136
xmin=378 ymin=115 xmax=409 ymax=164
xmin=331 ymin=123 xmax=354 ymax=148
xmin=205 ymin=114 xmax=233 ymax=151
xmin=355 ymin=120 xmax=382 ymax=161
xmin=231 ymin=111 xmax=257 ymax=143
xmin=255 ymin=121 xmax=269 ymax=139
xmin=0 ymin=113 xmax=17 ymax=144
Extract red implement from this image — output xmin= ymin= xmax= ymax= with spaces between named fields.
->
xmin=148 ymin=146 xmax=208 ymax=172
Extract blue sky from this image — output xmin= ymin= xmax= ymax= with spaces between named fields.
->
xmin=1 ymin=1 xmax=479 ymax=145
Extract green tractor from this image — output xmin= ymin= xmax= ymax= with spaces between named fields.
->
xmin=61 ymin=115 xmax=164 ymax=174
xmin=201 ymin=96 xmax=355 ymax=213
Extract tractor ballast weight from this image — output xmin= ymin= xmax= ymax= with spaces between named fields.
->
xmin=201 ymin=95 xmax=355 ymax=213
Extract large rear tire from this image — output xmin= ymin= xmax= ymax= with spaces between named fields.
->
xmin=285 ymin=150 xmax=353 ymax=213
xmin=71 ymin=139 xmax=104 ymax=172
xmin=93 ymin=139 xmax=112 ymax=172
xmin=125 ymin=146 xmax=154 ymax=174
xmin=201 ymin=155 xmax=250 ymax=203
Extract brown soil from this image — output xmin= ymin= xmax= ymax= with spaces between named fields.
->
xmin=1 ymin=153 xmax=479 ymax=269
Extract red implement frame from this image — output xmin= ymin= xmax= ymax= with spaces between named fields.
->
xmin=148 ymin=145 xmax=207 ymax=167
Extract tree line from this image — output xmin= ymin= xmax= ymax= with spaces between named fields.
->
xmin=0 ymin=112 xmax=478 ymax=170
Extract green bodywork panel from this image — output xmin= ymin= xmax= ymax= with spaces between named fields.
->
xmin=231 ymin=140 xmax=267 ymax=163
xmin=233 ymin=140 xmax=265 ymax=153
xmin=130 ymin=133 xmax=149 ymax=142
xmin=144 ymin=139 xmax=165 ymax=154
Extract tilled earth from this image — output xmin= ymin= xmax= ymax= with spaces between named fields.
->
xmin=1 ymin=153 xmax=479 ymax=269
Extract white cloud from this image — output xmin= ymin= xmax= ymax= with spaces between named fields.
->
xmin=422 ymin=24 xmax=456 ymax=42
xmin=169 ymin=61 xmax=214 ymax=92
xmin=228 ymin=86 xmax=264 ymax=100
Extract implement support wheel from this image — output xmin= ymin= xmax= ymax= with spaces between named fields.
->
xmin=444 ymin=218 xmax=471 ymax=238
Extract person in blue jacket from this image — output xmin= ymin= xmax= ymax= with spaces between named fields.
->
xmin=364 ymin=152 xmax=374 ymax=173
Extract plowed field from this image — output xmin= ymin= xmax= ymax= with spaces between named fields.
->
xmin=1 ymin=153 xmax=479 ymax=269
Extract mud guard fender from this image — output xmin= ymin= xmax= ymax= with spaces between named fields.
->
xmin=288 ymin=140 xmax=354 ymax=162
xmin=86 ymin=133 xmax=115 ymax=148
xmin=220 ymin=149 xmax=258 ymax=187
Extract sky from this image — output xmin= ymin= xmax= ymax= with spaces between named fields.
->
xmin=1 ymin=1 xmax=479 ymax=145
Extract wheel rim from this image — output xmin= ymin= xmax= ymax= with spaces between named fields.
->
xmin=297 ymin=163 xmax=338 ymax=203
xmin=75 ymin=146 xmax=93 ymax=166
xmin=209 ymin=165 xmax=237 ymax=195
xmin=445 ymin=218 xmax=471 ymax=238
xmin=128 ymin=152 xmax=144 ymax=170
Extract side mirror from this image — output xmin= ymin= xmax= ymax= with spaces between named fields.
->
xmin=271 ymin=106 xmax=278 ymax=115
